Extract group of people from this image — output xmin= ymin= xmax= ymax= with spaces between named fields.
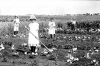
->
xmin=11 ymin=16 xmax=100 ymax=55
xmin=13 ymin=15 xmax=56 ymax=55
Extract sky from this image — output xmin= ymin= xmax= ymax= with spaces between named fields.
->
xmin=0 ymin=0 xmax=100 ymax=15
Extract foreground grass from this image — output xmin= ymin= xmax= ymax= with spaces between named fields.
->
xmin=0 ymin=34 xmax=100 ymax=66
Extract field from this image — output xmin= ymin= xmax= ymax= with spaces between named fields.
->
xmin=0 ymin=15 xmax=100 ymax=66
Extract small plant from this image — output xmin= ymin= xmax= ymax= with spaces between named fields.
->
xmin=30 ymin=60 xmax=38 ymax=66
xmin=2 ymin=57 xmax=8 ymax=62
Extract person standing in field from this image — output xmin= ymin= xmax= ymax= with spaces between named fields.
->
xmin=13 ymin=16 xmax=20 ymax=37
xmin=71 ymin=18 xmax=76 ymax=31
xmin=28 ymin=15 xmax=40 ymax=55
xmin=48 ymin=18 xmax=56 ymax=39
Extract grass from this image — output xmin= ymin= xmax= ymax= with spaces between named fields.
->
xmin=0 ymin=33 xmax=99 ymax=66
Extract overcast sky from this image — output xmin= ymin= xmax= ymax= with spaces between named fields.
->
xmin=0 ymin=0 xmax=100 ymax=15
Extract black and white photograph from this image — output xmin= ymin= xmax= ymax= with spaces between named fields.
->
xmin=0 ymin=0 xmax=100 ymax=66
